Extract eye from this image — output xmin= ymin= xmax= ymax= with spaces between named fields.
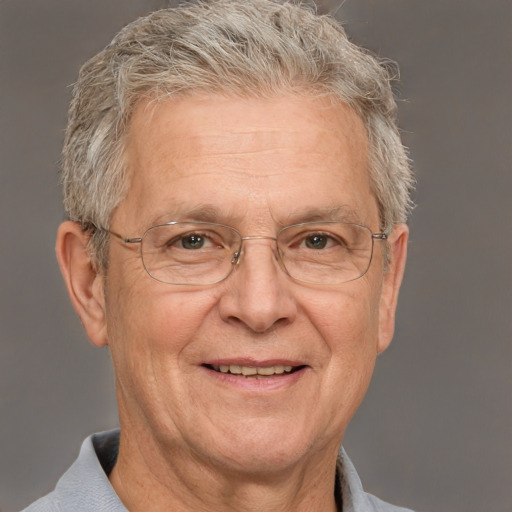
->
xmin=304 ymin=234 xmax=329 ymax=250
xmin=180 ymin=233 xmax=206 ymax=250
xmin=302 ymin=232 xmax=341 ymax=250
xmin=165 ymin=232 xmax=218 ymax=251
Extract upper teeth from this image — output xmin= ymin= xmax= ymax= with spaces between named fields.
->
xmin=212 ymin=364 xmax=293 ymax=376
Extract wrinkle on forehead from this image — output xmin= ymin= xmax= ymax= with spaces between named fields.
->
xmin=118 ymin=94 xmax=375 ymax=233
xmin=129 ymin=134 xmax=341 ymax=180
xmin=166 ymin=130 xmax=329 ymax=160
xmin=128 ymin=93 xmax=367 ymax=166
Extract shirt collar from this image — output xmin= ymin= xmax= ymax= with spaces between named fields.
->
xmin=55 ymin=430 xmax=374 ymax=512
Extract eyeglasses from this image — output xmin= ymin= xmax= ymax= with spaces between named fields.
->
xmin=102 ymin=221 xmax=388 ymax=286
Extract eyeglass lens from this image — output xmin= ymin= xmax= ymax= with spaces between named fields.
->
xmin=140 ymin=222 xmax=374 ymax=285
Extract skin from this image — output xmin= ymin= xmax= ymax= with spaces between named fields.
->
xmin=56 ymin=94 xmax=408 ymax=511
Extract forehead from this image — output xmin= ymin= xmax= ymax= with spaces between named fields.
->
xmin=117 ymin=93 xmax=375 ymax=230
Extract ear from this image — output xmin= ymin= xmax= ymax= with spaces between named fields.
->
xmin=377 ymin=223 xmax=409 ymax=354
xmin=55 ymin=221 xmax=108 ymax=347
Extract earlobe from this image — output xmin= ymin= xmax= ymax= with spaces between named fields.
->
xmin=55 ymin=221 xmax=108 ymax=347
xmin=377 ymin=223 xmax=409 ymax=354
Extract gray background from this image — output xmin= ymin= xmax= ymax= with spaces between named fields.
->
xmin=1 ymin=1 xmax=511 ymax=511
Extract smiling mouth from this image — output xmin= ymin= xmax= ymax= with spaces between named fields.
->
xmin=204 ymin=364 xmax=305 ymax=378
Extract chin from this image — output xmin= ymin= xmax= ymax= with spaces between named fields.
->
xmin=197 ymin=420 xmax=325 ymax=476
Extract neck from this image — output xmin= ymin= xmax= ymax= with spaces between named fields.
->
xmin=109 ymin=427 xmax=340 ymax=512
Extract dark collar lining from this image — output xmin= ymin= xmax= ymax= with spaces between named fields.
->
xmin=92 ymin=430 xmax=120 ymax=476
xmin=335 ymin=459 xmax=344 ymax=511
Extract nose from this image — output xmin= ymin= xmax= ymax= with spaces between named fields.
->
xmin=218 ymin=237 xmax=297 ymax=333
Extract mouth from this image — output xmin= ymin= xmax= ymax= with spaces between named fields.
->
xmin=203 ymin=363 xmax=306 ymax=379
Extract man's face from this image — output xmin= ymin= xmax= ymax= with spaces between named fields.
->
xmin=100 ymin=94 xmax=406 ymax=473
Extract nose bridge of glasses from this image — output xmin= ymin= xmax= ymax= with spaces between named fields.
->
xmin=232 ymin=235 xmax=279 ymax=266
xmin=241 ymin=235 xmax=278 ymax=242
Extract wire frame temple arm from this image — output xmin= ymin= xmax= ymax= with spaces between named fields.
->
xmin=105 ymin=229 xmax=142 ymax=244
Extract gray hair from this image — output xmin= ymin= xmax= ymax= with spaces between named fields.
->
xmin=62 ymin=0 xmax=414 ymax=269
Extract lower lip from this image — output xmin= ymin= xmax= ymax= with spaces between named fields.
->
xmin=201 ymin=366 xmax=308 ymax=391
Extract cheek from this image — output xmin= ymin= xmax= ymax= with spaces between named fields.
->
xmin=105 ymin=270 xmax=227 ymax=402
xmin=109 ymin=282 xmax=220 ymax=356
xmin=303 ymin=279 xmax=382 ymax=353
xmin=303 ymin=282 xmax=382 ymax=394
xmin=289 ymin=284 xmax=383 ymax=444
xmin=105 ymin=280 xmax=222 ymax=421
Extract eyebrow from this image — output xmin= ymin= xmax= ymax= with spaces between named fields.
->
xmin=146 ymin=204 xmax=362 ymax=230
xmin=149 ymin=204 xmax=245 ymax=226
xmin=278 ymin=205 xmax=363 ymax=227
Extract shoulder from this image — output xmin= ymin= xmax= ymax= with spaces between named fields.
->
xmin=20 ymin=430 xmax=125 ymax=512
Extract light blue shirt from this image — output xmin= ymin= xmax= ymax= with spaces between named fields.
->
xmin=22 ymin=429 xmax=414 ymax=512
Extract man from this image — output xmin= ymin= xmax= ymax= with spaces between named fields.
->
xmin=24 ymin=1 xmax=415 ymax=510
